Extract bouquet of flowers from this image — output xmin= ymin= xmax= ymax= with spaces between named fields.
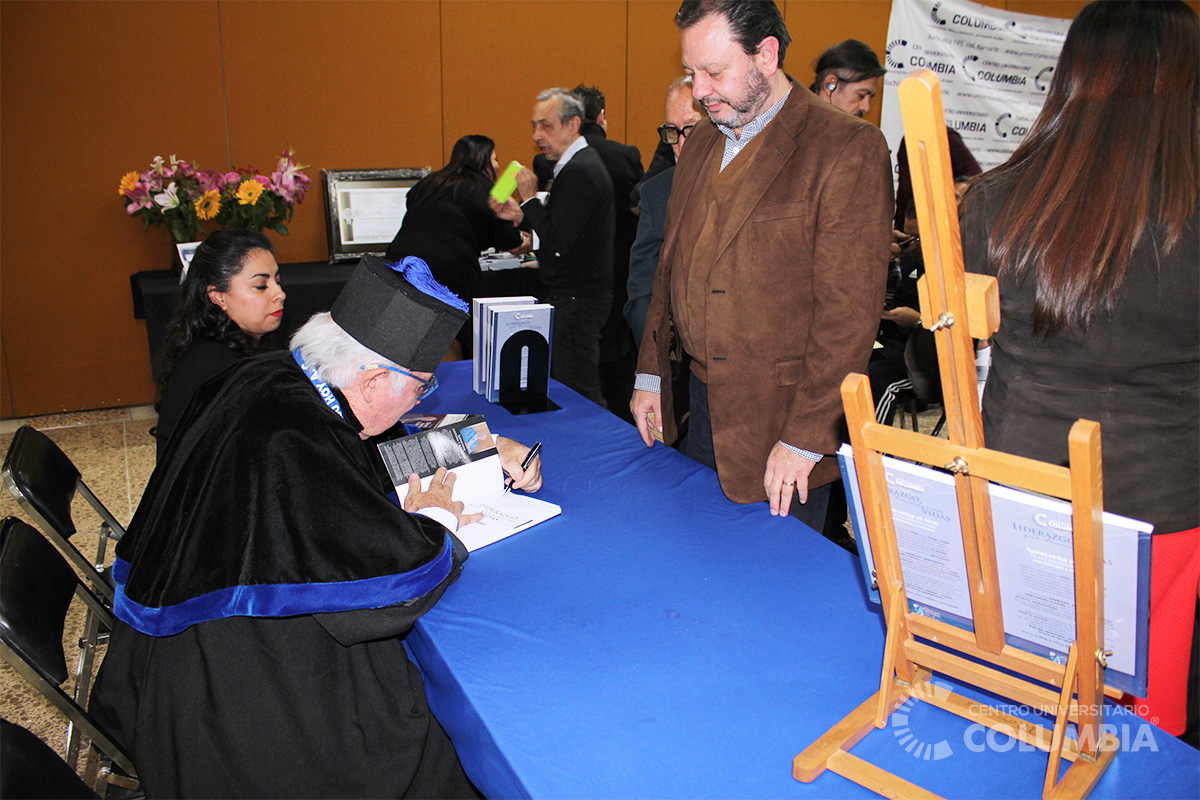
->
xmin=120 ymin=148 xmax=312 ymax=243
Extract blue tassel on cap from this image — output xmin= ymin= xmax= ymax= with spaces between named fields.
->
xmin=387 ymin=256 xmax=469 ymax=313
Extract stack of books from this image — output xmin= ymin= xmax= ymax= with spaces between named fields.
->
xmin=472 ymin=296 xmax=554 ymax=403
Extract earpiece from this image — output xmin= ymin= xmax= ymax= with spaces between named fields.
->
xmin=826 ymin=79 xmax=838 ymax=92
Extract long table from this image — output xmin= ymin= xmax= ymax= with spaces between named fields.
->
xmin=408 ymin=361 xmax=1199 ymax=799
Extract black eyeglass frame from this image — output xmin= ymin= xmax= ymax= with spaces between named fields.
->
xmin=657 ymin=124 xmax=696 ymax=145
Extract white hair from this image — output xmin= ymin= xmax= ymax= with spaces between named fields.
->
xmin=537 ymin=87 xmax=585 ymax=124
xmin=289 ymin=312 xmax=410 ymax=398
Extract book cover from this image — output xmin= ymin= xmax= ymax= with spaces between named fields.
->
xmin=472 ymin=296 xmax=536 ymax=394
xmin=377 ymin=415 xmax=561 ymax=551
xmin=486 ymin=304 xmax=553 ymax=404
xmin=838 ymin=443 xmax=1151 ymax=695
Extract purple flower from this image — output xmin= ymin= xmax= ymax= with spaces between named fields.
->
xmin=197 ymin=171 xmax=220 ymax=192
xmin=125 ymin=184 xmax=152 ymax=213
xmin=272 ymin=147 xmax=312 ymax=205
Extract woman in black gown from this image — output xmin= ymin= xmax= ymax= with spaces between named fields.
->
xmin=386 ymin=135 xmax=528 ymax=357
xmin=155 ymin=229 xmax=284 ymax=457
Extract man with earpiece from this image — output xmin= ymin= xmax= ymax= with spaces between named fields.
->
xmin=809 ymin=39 xmax=887 ymax=118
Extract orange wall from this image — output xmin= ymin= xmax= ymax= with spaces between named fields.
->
xmin=0 ymin=0 xmax=1142 ymax=416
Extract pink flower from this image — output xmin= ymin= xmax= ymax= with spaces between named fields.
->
xmin=271 ymin=148 xmax=312 ymax=205
xmin=197 ymin=171 xmax=220 ymax=192
xmin=271 ymin=170 xmax=293 ymax=203
xmin=142 ymin=171 xmax=163 ymax=192
xmin=177 ymin=161 xmax=196 ymax=178
xmin=223 ymin=171 xmax=241 ymax=185
xmin=124 ymin=184 xmax=151 ymax=213
xmin=272 ymin=169 xmax=311 ymax=205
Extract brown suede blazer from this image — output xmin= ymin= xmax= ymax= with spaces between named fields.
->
xmin=636 ymin=80 xmax=893 ymax=503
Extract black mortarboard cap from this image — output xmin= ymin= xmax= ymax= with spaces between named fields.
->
xmin=330 ymin=254 xmax=469 ymax=372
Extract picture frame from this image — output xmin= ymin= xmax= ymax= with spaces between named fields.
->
xmin=176 ymin=241 xmax=201 ymax=282
xmin=322 ymin=167 xmax=430 ymax=263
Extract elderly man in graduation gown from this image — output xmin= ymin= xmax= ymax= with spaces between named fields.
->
xmin=91 ymin=255 xmax=540 ymax=798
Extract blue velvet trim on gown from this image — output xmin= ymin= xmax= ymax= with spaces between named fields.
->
xmin=112 ymin=535 xmax=455 ymax=637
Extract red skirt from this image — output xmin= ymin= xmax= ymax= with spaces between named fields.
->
xmin=1127 ymin=526 xmax=1200 ymax=736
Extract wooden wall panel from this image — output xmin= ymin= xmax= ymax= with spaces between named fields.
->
xmin=440 ymin=1 xmax=629 ymax=178
xmin=218 ymin=1 xmax=444 ymax=266
xmin=0 ymin=1 xmax=226 ymax=415
xmin=627 ymin=1 xmax=687 ymax=166
xmin=782 ymin=0 xmax=893 ymax=128
xmin=4 ymin=0 xmax=1191 ymax=416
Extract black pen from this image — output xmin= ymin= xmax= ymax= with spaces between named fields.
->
xmin=504 ymin=441 xmax=542 ymax=493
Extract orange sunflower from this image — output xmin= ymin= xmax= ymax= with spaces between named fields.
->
xmin=194 ymin=190 xmax=221 ymax=221
xmin=236 ymin=179 xmax=264 ymax=206
xmin=118 ymin=171 xmax=139 ymax=196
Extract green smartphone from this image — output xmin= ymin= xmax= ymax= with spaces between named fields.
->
xmin=490 ymin=161 xmax=523 ymax=203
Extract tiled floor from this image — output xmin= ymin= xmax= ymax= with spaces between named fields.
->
xmin=0 ymin=400 xmax=946 ymax=777
xmin=0 ymin=406 xmax=158 ymax=773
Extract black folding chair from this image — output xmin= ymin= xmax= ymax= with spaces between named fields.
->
xmin=0 ymin=517 xmax=139 ymax=796
xmin=2 ymin=425 xmax=125 ymax=602
xmin=0 ymin=718 xmax=99 ymax=799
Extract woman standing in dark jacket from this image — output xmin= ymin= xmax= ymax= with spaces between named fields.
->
xmin=961 ymin=0 xmax=1198 ymax=743
xmin=386 ymin=135 xmax=526 ymax=356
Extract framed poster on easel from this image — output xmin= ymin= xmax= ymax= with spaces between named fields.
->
xmin=792 ymin=71 xmax=1141 ymax=800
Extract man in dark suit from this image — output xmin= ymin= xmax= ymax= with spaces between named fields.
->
xmin=631 ymin=0 xmax=892 ymax=534
xmin=625 ymin=76 xmax=703 ymax=348
xmin=491 ymin=87 xmax=615 ymax=405
xmin=569 ymin=84 xmax=644 ymax=420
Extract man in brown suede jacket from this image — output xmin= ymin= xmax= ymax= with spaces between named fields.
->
xmin=631 ymin=0 xmax=892 ymax=534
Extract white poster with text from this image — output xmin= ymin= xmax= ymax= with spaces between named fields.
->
xmin=880 ymin=0 xmax=1072 ymax=181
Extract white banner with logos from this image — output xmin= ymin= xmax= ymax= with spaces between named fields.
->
xmin=879 ymin=0 xmax=1072 ymax=181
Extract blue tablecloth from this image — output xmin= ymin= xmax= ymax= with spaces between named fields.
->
xmin=408 ymin=361 xmax=1199 ymax=799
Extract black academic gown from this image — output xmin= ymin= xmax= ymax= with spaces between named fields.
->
xmin=91 ymin=351 xmax=475 ymax=799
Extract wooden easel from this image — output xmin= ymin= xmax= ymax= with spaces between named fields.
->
xmin=793 ymin=71 xmax=1119 ymax=799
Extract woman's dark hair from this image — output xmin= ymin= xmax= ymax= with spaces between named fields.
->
xmin=419 ymin=135 xmax=498 ymax=201
xmin=974 ymin=0 xmax=1198 ymax=338
xmin=157 ymin=229 xmax=275 ymax=397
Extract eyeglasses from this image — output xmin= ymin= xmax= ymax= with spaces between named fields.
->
xmin=360 ymin=364 xmax=439 ymax=399
xmin=657 ymin=124 xmax=696 ymax=145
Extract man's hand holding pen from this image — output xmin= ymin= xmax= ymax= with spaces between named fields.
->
xmin=498 ymin=437 xmax=542 ymax=493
